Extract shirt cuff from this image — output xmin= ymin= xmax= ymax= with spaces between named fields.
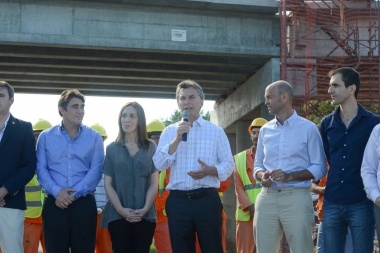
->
xmin=253 ymin=169 xmax=264 ymax=181
xmin=370 ymin=189 xmax=380 ymax=203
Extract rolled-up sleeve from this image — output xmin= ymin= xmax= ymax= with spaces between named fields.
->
xmin=153 ymin=143 xmax=175 ymax=171
xmin=153 ymin=127 xmax=176 ymax=171
xmin=215 ymin=129 xmax=234 ymax=181
xmin=306 ymin=125 xmax=327 ymax=181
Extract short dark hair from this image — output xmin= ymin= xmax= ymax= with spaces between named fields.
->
xmin=328 ymin=67 xmax=360 ymax=98
xmin=0 ymin=81 xmax=15 ymax=99
xmin=115 ymin=101 xmax=150 ymax=149
xmin=176 ymin=80 xmax=205 ymax=101
xmin=58 ymin=89 xmax=85 ymax=116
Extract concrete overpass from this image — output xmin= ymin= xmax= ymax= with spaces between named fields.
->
xmin=0 ymin=0 xmax=280 ymax=115
xmin=0 ymin=0 xmax=281 ymax=249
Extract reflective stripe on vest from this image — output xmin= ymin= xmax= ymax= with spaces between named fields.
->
xmin=158 ymin=170 xmax=167 ymax=216
xmin=25 ymin=175 xmax=44 ymax=218
xmin=234 ymin=151 xmax=261 ymax=221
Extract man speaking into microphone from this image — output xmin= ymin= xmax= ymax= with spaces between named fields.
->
xmin=153 ymin=80 xmax=234 ymax=253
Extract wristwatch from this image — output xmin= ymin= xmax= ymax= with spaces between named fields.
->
xmin=69 ymin=191 xmax=76 ymax=200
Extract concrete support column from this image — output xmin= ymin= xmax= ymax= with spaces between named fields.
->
xmin=224 ymin=133 xmax=237 ymax=251
xmin=236 ymin=120 xmax=252 ymax=154
xmin=223 ymin=121 xmax=252 ymax=251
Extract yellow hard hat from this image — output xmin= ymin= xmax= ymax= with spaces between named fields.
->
xmin=33 ymin=119 xmax=52 ymax=131
xmin=147 ymin=119 xmax=165 ymax=133
xmin=91 ymin=123 xmax=108 ymax=140
xmin=248 ymin=118 xmax=267 ymax=133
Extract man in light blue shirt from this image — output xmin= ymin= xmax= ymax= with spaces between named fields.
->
xmin=37 ymin=89 xmax=104 ymax=253
xmin=253 ymin=80 xmax=327 ymax=253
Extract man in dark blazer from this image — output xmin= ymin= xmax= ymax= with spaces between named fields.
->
xmin=0 ymin=81 xmax=36 ymax=253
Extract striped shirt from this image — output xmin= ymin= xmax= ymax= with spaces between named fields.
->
xmin=153 ymin=117 xmax=234 ymax=191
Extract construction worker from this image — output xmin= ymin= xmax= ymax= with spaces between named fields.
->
xmin=148 ymin=119 xmax=172 ymax=253
xmin=23 ymin=119 xmax=52 ymax=253
xmin=91 ymin=123 xmax=112 ymax=253
xmin=234 ymin=117 xmax=267 ymax=253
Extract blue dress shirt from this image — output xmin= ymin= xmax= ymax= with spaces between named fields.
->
xmin=254 ymin=111 xmax=327 ymax=188
xmin=320 ymin=104 xmax=380 ymax=204
xmin=36 ymin=123 xmax=104 ymax=199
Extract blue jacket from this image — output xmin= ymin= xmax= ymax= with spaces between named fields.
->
xmin=0 ymin=114 xmax=36 ymax=210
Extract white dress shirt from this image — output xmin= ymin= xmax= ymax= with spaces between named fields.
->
xmin=254 ymin=111 xmax=327 ymax=188
xmin=361 ymin=124 xmax=380 ymax=202
xmin=153 ymin=117 xmax=234 ymax=191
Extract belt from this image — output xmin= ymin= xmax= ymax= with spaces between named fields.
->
xmin=170 ymin=188 xmax=217 ymax=200
xmin=261 ymin=187 xmax=309 ymax=194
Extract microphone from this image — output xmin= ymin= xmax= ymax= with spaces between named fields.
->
xmin=182 ymin=110 xmax=189 ymax=142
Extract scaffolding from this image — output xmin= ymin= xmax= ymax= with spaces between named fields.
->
xmin=279 ymin=2 xmax=379 ymax=252
xmin=280 ymin=0 xmax=379 ymax=121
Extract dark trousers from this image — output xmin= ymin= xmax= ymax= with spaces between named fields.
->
xmin=42 ymin=194 xmax=97 ymax=253
xmin=108 ymin=218 xmax=156 ymax=253
xmin=166 ymin=189 xmax=223 ymax=253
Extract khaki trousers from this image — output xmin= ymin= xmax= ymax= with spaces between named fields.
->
xmin=253 ymin=187 xmax=314 ymax=253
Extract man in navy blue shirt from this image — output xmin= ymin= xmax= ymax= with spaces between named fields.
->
xmin=320 ymin=67 xmax=380 ymax=252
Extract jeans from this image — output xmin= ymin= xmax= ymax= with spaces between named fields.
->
xmin=316 ymin=221 xmax=353 ymax=253
xmin=323 ymin=198 xmax=374 ymax=253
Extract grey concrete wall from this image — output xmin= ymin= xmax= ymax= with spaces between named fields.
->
xmin=0 ymin=1 xmax=280 ymax=56
xmin=214 ymin=58 xmax=280 ymax=129
xmin=236 ymin=120 xmax=252 ymax=153
xmin=214 ymin=58 xmax=280 ymax=251
xmin=223 ymin=132 xmax=237 ymax=251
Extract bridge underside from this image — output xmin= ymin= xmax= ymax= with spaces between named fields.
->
xmin=0 ymin=0 xmax=280 ymax=101
xmin=0 ymin=43 xmax=272 ymax=101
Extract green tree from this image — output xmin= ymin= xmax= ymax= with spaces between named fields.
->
xmin=162 ymin=110 xmax=182 ymax=127
xmin=201 ymin=109 xmax=210 ymax=121
xmin=304 ymin=100 xmax=337 ymax=126
xmin=162 ymin=109 xmax=210 ymax=126
xmin=304 ymin=99 xmax=380 ymax=126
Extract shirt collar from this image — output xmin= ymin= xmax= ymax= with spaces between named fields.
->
xmin=59 ymin=121 xmax=83 ymax=133
xmin=4 ymin=113 xmax=10 ymax=127
xmin=332 ymin=103 xmax=370 ymax=121
xmin=275 ymin=110 xmax=298 ymax=127
xmin=193 ymin=116 xmax=205 ymax=127
xmin=0 ymin=113 xmax=10 ymax=133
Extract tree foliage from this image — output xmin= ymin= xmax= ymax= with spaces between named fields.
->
xmin=162 ymin=109 xmax=210 ymax=126
xmin=304 ymin=100 xmax=337 ymax=126
xmin=305 ymin=99 xmax=380 ymax=126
